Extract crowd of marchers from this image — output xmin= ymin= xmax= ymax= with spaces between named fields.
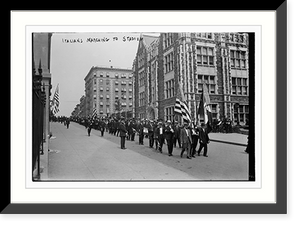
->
xmin=62 ymin=116 xmax=211 ymax=159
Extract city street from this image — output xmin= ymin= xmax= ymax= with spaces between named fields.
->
xmin=46 ymin=122 xmax=248 ymax=181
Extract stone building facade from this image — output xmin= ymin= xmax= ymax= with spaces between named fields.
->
xmin=133 ymin=32 xmax=250 ymax=125
xmin=84 ymin=66 xmax=134 ymax=118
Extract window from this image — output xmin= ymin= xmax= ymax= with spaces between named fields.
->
xmin=164 ymin=106 xmax=174 ymax=122
xmin=234 ymin=104 xmax=249 ymax=125
xmin=106 ymin=87 xmax=109 ymax=91
xmin=211 ymin=104 xmax=218 ymax=119
xmin=139 ymin=92 xmax=145 ymax=107
xmin=165 ymin=79 xmax=175 ymax=99
xmin=229 ymin=33 xmax=246 ymax=43
xmin=230 ymin=50 xmax=247 ymax=69
xmin=232 ymin=77 xmax=248 ymax=95
xmin=197 ymin=75 xmax=216 ymax=94
xmin=195 ymin=33 xmax=213 ymax=39
xmin=197 ymin=46 xmax=214 ymax=66
xmin=138 ymin=71 xmax=145 ymax=87
xmin=164 ymin=52 xmax=174 ymax=73
xmin=163 ymin=33 xmax=173 ymax=49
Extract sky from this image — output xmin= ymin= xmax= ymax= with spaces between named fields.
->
xmin=50 ymin=32 xmax=150 ymax=116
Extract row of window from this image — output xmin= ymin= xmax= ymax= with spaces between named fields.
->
xmin=99 ymin=102 xmax=133 ymax=107
xmin=95 ymin=87 xmax=133 ymax=92
xmin=164 ymin=52 xmax=174 ymax=73
xmin=137 ymin=48 xmax=247 ymax=88
xmin=162 ymin=33 xmax=174 ymax=49
xmin=196 ymin=46 xmax=215 ymax=66
xmin=95 ymin=95 xmax=133 ymax=99
xmin=230 ymin=50 xmax=247 ymax=69
xmin=95 ymin=79 xmax=133 ymax=86
xmin=93 ymin=73 xmax=132 ymax=79
xmin=139 ymin=91 xmax=146 ymax=107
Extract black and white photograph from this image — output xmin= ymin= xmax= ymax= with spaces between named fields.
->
xmin=7 ymin=6 xmax=288 ymax=217
xmin=32 ymin=31 xmax=255 ymax=182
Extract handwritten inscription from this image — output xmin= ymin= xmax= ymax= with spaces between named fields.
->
xmin=62 ymin=36 xmax=143 ymax=44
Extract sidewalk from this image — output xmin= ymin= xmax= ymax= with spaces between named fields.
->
xmin=209 ymin=132 xmax=248 ymax=146
xmin=47 ymin=122 xmax=198 ymax=180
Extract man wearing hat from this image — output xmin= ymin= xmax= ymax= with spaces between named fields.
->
xmin=180 ymin=121 xmax=192 ymax=159
xmin=198 ymin=122 xmax=210 ymax=157
xmin=155 ymin=121 xmax=165 ymax=152
xmin=119 ymin=118 xmax=128 ymax=149
xmin=164 ymin=120 xmax=175 ymax=156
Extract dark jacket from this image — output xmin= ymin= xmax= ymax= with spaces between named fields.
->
xmin=164 ymin=125 xmax=174 ymax=140
xmin=119 ymin=123 xmax=127 ymax=137
xmin=199 ymin=128 xmax=210 ymax=144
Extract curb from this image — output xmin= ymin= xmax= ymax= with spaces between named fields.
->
xmin=210 ymin=139 xmax=247 ymax=147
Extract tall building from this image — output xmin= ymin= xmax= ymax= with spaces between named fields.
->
xmin=84 ymin=66 xmax=134 ymax=118
xmin=133 ymin=32 xmax=250 ymax=125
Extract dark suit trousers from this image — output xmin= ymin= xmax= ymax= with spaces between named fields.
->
xmin=166 ymin=138 xmax=173 ymax=155
xmin=120 ymin=136 xmax=126 ymax=149
xmin=198 ymin=142 xmax=208 ymax=156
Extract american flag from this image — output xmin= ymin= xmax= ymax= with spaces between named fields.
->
xmin=52 ymin=84 xmax=59 ymax=115
xmin=92 ymin=106 xmax=97 ymax=119
xmin=174 ymin=81 xmax=191 ymax=123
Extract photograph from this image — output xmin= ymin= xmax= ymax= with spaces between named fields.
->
xmin=32 ymin=31 xmax=254 ymax=182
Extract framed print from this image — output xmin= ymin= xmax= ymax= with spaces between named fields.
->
xmin=5 ymin=2 xmax=287 ymax=214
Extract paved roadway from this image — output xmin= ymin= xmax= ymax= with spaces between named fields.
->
xmin=47 ymin=122 xmax=248 ymax=181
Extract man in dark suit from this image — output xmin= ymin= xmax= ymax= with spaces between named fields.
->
xmin=147 ymin=120 xmax=154 ymax=148
xmin=164 ymin=120 xmax=174 ymax=156
xmin=119 ymin=119 xmax=127 ymax=149
xmin=198 ymin=123 xmax=210 ymax=157
xmin=180 ymin=122 xmax=192 ymax=159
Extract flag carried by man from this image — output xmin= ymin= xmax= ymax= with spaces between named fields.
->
xmin=51 ymin=84 xmax=59 ymax=115
xmin=197 ymin=83 xmax=213 ymax=133
xmin=174 ymin=81 xmax=192 ymax=123
xmin=92 ymin=106 xmax=98 ymax=119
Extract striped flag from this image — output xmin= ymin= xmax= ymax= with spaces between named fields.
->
xmin=174 ymin=98 xmax=182 ymax=115
xmin=174 ymin=81 xmax=192 ymax=123
xmin=92 ymin=106 xmax=97 ymax=119
xmin=52 ymin=84 xmax=59 ymax=115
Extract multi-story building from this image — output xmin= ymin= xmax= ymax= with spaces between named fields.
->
xmin=133 ymin=32 xmax=250 ymax=125
xmin=84 ymin=66 xmax=133 ymax=118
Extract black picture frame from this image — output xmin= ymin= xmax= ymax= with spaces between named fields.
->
xmin=4 ymin=1 xmax=287 ymax=214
